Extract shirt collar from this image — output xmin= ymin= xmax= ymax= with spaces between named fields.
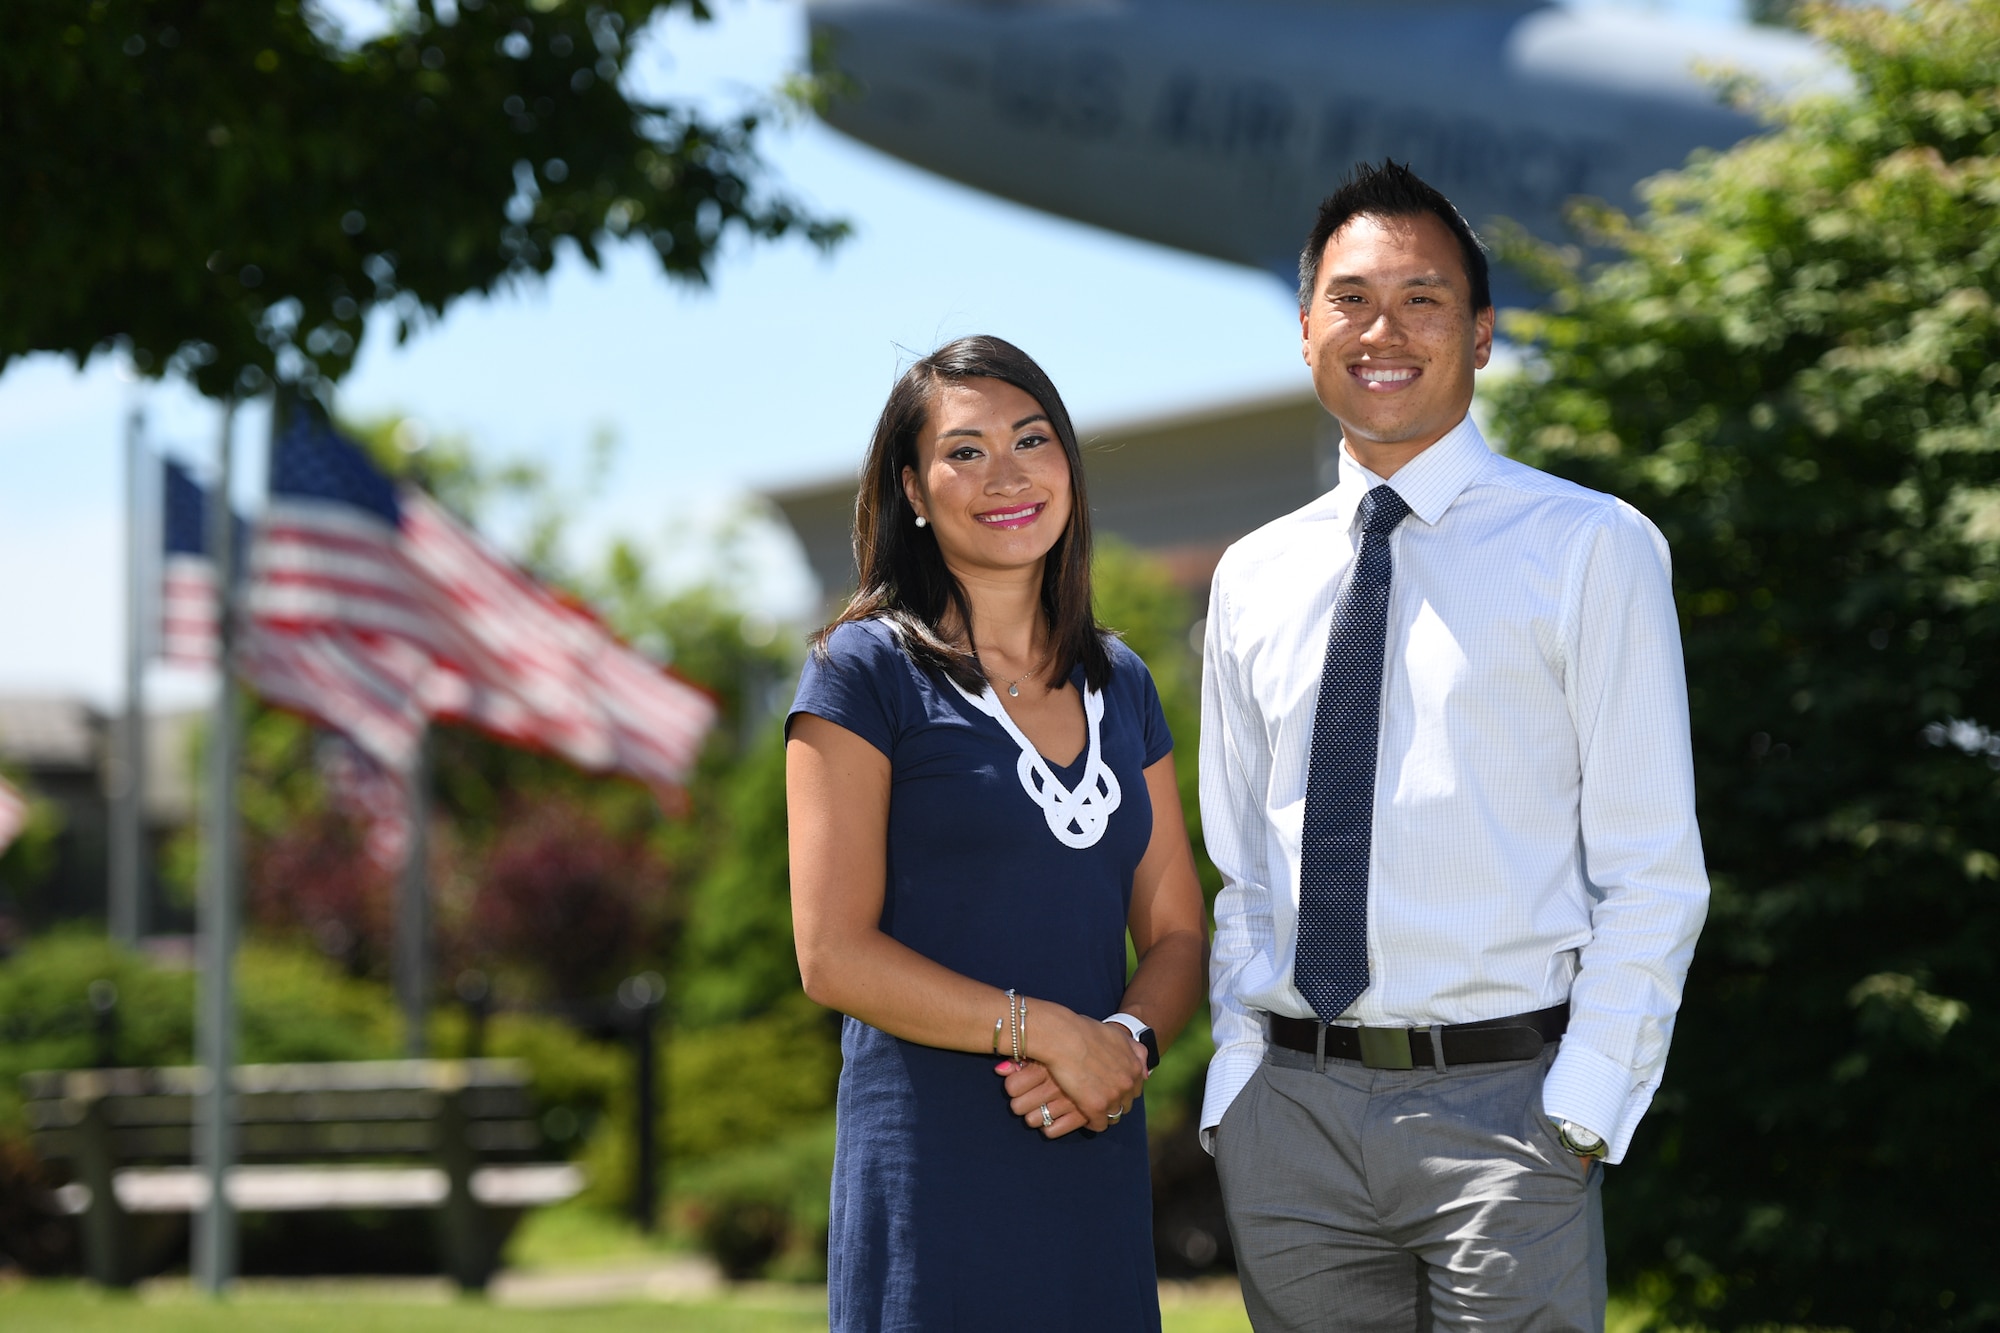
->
xmin=1324 ymin=413 xmax=1491 ymax=529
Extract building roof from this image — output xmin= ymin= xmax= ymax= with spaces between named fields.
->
xmin=0 ymin=696 xmax=103 ymax=771
xmin=0 ymin=698 xmax=203 ymax=821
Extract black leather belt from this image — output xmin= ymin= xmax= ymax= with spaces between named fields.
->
xmin=1266 ymin=1003 xmax=1569 ymax=1071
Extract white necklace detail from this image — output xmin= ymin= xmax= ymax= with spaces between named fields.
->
xmin=948 ymin=676 xmax=1122 ymax=850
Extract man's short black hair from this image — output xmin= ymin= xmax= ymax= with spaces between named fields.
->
xmin=1298 ymin=160 xmax=1492 ymax=313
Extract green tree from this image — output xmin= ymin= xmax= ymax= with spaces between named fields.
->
xmin=1 ymin=0 xmax=841 ymax=398
xmin=1748 ymin=0 xmax=1810 ymax=31
xmin=674 ymin=722 xmax=797 ymax=1027
xmin=1487 ymin=2 xmax=2000 ymax=1325
xmin=1091 ymin=541 xmax=1218 ymax=1113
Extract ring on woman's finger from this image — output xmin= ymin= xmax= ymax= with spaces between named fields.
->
xmin=1106 ymin=1107 xmax=1123 ymax=1124
xmin=1039 ymin=1103 xmax=1054 ymax=1129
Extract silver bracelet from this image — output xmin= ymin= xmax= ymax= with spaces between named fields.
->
xmin=1007 ymin=989 xmax=1022 ymax=1067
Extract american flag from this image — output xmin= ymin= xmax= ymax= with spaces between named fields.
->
xmin=0 ymin=774 xmax=27 ymax=859
xmin=242 ymin=409 xmax=719 ymax=805
xmin=159 ymin=458 xmax=246 ymax=667
xmin=315 ymin=735 xmax=411 ymax=870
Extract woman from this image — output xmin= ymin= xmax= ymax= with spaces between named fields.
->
xmin=787 ymin=336 xmax=1207 ymax=1332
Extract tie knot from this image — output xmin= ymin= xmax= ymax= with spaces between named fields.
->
xmin=1358 ymin=486 xmax=1411 ymax=536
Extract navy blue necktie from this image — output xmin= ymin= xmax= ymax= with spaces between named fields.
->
xmin=1295 ymin=485 xmax=1411 ymax=1023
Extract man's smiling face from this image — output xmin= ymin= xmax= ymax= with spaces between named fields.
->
xmin=1300 ymin=211 xmax=1494 ymax=471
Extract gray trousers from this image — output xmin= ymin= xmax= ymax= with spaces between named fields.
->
xmin=1215 ymin=1043 xmax=1605 ymax=1332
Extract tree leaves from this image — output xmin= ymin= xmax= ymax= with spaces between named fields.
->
xmin=0 ymin=0 xmax=845 ymax=397
xmin=1488 ymin=2 xmax=2000 ymax=1325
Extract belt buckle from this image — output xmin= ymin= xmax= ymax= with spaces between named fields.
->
xmin=1356 ymin=1026 xmax=1414 ymax=1070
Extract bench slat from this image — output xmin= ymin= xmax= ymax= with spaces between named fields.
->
xmin=49 ymin=1164 xmax=585 ymax=1215
xmin=466 ymin=1122 xmax=541 ymax=1154
xmin=31 ymin=1089 xmax=533 ymax=1127
xmin=21 ymin=1059 xmax=534 ymax=1103
xmin=32 ymin=1120 xmax=544 ymax=1163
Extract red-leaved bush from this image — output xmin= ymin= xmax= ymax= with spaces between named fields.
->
xmin=473 ymin=796 xmax=670 ymax=998
xmin=247 ymin=810 xmax=396 ymax=975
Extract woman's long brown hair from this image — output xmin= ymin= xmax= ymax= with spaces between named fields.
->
xmin=811 ymin=335 xmax=1112 ymax=694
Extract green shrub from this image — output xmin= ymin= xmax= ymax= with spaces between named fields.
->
xmin=443 ymin=1009 xmax=630 ymax=1201
xmin=666 ymin=997 xmax=840 ymax=1163
xmin=673 ymin=725 xmax=800 ymax=1030
xmin=0 ymin=935 xmax=625 ymax=1162
xmin=488 ymin=1012 xmax=627 ymax=1155
xmin=670 ymin=1115 xmax=835 ymax=1282
xmin=235 ymin=946 xmax=403 ymax=1064
xmin=0 ymin=932 xmax=196 ymax=1145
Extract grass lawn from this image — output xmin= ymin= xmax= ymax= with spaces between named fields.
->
xmin=0 ymin=1282 xmax=827 ymax=1332
xmin=0 ymin=1277 xmax=1684 ymax=1332
xmin=0 ymin=1279 xmax=1259 ymax=1332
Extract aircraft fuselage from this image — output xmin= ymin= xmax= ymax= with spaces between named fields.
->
xmin=808 ymin=0 xmax=1829 ymax=297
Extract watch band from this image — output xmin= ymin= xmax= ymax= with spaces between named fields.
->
xmin=1105 ymin=1013 xmax=1161 ymax=1070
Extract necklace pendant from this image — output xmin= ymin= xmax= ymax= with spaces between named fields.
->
xmin=1008 ymin=683 xmax=1020 ymax=698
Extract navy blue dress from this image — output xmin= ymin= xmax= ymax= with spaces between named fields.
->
xmin=789 ymin=618 xmax=1172 ymax=1333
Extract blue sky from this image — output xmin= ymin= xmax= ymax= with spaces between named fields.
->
xmin=0 ymin=0 xmax=1750 ymax=708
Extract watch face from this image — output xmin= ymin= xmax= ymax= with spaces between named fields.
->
xmin=1556 ymin=1122 xmax=1605 ymax=1157
xmin=1138 ymin=1028 xmax=1161 ymax=1071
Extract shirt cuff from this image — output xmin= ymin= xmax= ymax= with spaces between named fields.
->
xmin=1198 ymin=1040 xmax=1266 ymax=1157
xmin=1541 ymin=1039 xmax=1650 ymax=1165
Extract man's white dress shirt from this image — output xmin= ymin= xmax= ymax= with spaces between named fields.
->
xmin=1199 ymin=414 xmax=1708 ymax=1163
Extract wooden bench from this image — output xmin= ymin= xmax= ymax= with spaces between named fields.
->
xmin=22 ymin=1058 xmax=583 ymax=1289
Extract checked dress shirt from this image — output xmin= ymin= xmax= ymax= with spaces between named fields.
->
xmin=1198 ymin=414 xmax=1709 ymax=1162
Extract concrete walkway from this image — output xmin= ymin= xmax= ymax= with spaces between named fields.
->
xmin=491 ymin=1253 xmax=725 ymax=1306
xmin=133 ymin=1254 xmax=730 ymax=1307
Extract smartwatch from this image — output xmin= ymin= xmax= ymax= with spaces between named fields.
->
xmin=1105 ymin=1012 xmax=1160 ymax=1070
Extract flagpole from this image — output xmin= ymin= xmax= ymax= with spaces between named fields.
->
xmin=111 ymin=407 xmax=147 ymax=947
xmin=396 ymin=727 xmax=431 ymax=1057
xmin=194 ymin=392 xmax=241 ymax=1296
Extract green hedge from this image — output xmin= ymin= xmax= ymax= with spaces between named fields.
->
xmin=670 ymin=1115 xmax=836 ymax=1282
xmin=0 ymin=933 xmax=624 ymax=1162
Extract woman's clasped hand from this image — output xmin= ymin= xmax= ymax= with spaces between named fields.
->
xmin=995 ymin=1011 xmax=1152 ymax=1137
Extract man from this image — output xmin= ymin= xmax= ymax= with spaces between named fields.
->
xmin=1200 ymin=160 xmax=1708 ymax=1329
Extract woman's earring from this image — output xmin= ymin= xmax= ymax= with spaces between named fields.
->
xmin=914 ymin=515 xmax=928 ymax=528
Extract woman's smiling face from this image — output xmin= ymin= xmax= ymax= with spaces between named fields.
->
xmin=902 ymin=377 xmax=1074 ymax=578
